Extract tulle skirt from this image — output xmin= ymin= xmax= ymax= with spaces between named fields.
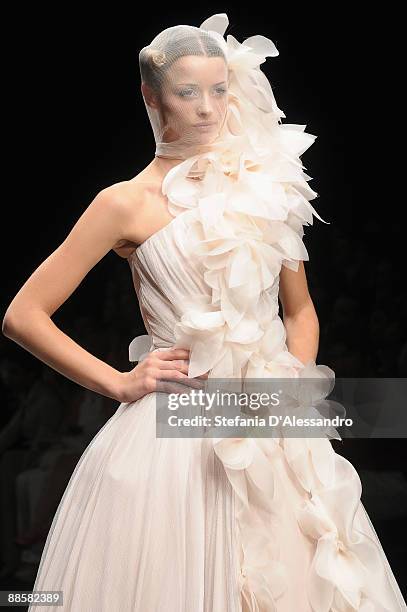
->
xmin=28 ymin=392 xmax=406 ymax=611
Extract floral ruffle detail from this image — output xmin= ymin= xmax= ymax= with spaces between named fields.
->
xmin=212 ymin=436 xmax=289 ymax=610
xmin=161 ymin=137 xmax=328 ymax=380
xmin=290 ymin=440 xmax=399 ymax=610
xmin=211 ymin=431 xmax=400 ymax=611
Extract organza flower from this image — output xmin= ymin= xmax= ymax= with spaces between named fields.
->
xmin=199 ymin=13 xmax=281 ymax=114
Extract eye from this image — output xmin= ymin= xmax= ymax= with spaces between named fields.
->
xmin=178 ymin=88 xmax=198 ymax=98
xmin=214 ymin=87 xmax=227 ymax=96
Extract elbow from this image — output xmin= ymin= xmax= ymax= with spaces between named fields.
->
xmin=2 ymin=308 xmax=21 ymax=339
xmin=2 ymin=302 xmax=34 ymax=340
xmin=3 ymin=303 xmax=49 ymax=341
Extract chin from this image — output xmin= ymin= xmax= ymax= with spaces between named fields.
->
xmin=198 ymin=130 xmax=220 ymax=145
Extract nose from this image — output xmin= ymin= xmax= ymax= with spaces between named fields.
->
xmin=196 ymin=93 xmax=214 ymax=118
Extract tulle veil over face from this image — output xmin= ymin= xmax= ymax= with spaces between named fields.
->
xmin=138 ymin=14 xmax=287 ymax=168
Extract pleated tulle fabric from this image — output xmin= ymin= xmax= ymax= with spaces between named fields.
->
xmin=29 ymin=12 xmax=406 ymax=612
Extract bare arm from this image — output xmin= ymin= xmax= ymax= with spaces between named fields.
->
xmin=279 ymin=261 xmax=320 ymax=364
xmin=2 ymin=184 xmax=136 ymax=401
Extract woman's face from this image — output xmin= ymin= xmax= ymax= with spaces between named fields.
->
xmin=156 ymin=55 xmax=229 ymax=146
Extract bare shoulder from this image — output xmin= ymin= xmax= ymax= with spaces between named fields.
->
xmin=101 ymin=176 xmax=165 ymax=260
xmin=83 ymin=159 xmax=162 ymax=233
xmin=93 ymin=181 xmax=138 ymax=259
xmin=94 ymin=180 xmax=142 ymax=213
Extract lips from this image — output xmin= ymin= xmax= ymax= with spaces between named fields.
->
xmin=194 ymin=123 xmax=216 ymax=127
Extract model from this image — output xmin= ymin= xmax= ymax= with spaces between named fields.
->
xmin=3 ymin=12 xmax=406 ymax=612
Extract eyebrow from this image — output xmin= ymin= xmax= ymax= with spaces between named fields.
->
xmin=175 ymin=81 xmax=227 ymax=87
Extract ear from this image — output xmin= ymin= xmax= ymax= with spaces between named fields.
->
xmin=141 ymin=82 xmax=160 ymax=109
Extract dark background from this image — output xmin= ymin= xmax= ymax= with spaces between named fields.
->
xmin=0 ymin=4 xmax=405 ymax=606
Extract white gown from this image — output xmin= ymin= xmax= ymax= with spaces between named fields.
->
xmin=28 ymin=193 xmax=406 ymax=611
